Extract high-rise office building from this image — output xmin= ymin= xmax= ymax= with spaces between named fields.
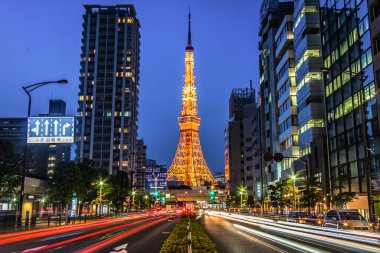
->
xmin=259 ymin=0 xmax=294 ymax=190
xmin=320 ymin=0 xmax=380 ymax=219
xmin=225 ymin=85 xmax=256 ymax=196
xmin=76 ymin=5 xmax=141 ymax=175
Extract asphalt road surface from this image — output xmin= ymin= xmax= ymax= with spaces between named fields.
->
xmin=0 ymin=214 xmax=178 ymax=253
xmin=201 ymin=211 xmax=380 ymax=253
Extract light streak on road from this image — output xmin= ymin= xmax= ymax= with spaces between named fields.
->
xmin=78 ymin=217 xmax=168 ymax=253
xmin=210 ymin=211 xmax=380 ymax=240
xmin=234 ymin=224 xmax=328 ymax=253
xmin=20 ymin=216 xmax=161 ymax=253
xmin=208 ymin=212 xmax=380 ymax=252
xmin=0 ymin=216 xmax=142 ymax=245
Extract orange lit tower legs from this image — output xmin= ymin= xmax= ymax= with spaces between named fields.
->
xmin=167 ymin=10 xmax=214 ymax=186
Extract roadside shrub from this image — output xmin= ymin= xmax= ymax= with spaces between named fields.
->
xmin=160 ymin=217 xmax=217 ymax=253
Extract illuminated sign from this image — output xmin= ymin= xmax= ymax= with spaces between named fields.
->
xmin=256 ymin=183 xmax=262 ymax=199
xmin=145 ymin=167 xmax=167 ymax=191
xmin=27 ymin=117 xmax=74 ymax=144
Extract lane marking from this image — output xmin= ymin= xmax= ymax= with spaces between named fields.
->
xmin=39 ymin=231 xmax=84 ymax=241
xmin=79 ymin=217 xmax=167 ymax=253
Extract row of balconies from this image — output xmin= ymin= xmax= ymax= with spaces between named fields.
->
xmin=296 ymin=78 xmax=324 ymax=104
xmin=278 ymin=106 xmax=297 ymax=125
xmin=297 ymin=103 xmax=325 ymax=127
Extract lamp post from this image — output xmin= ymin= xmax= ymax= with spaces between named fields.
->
xmin=17 ymin=79 xmax=68 ymax=227
xmin=131 ymin=190 xmax=136 ymax=207
xmin=238 ymin=185 xmax=247 ymax=209
xmin=291 ymin=175 xmax=297 ymax=210
xmin=99 ymin=181 xmax=104 ymax=215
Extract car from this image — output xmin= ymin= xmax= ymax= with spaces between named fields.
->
xmin=286 ymin=211 xmax=308 ymax=223
xmin=323 ymin=209 xmax=371 ymax=230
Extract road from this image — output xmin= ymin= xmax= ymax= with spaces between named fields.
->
xmin=0 ymin=214 xmax=177 ymax=253
xmin=202 ymin=211 xmax=380 ymax=253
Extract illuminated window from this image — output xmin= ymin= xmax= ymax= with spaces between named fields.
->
xmin=124 ymin=111 xmax=131 ymax=117
xmin=295 ymin=50 xmax=321 ymax=71
xmin=297 ymin=72 xmax=322 ymax=91
xmin=343 ymin=98 xmax=353 ymax=115
xmin=127 ymin=17 xmax=134 ymax=23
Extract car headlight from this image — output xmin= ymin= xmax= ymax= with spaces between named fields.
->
xmin=342 ymin=222 xmax=348 ymax=227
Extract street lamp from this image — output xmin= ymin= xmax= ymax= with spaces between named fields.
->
xmin=291 ymin=175 xmax=297 ymax=210
xmin=99 ymin=181 xmax=104 ymax=215
xmin=238 ymin=185 xmax=247 ymax=209
xmin=131 ymin=190 xmax=136 ymax=207
xmin=17 ymin=79 xmax=68 ymax=227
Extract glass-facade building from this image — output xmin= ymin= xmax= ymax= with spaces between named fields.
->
xmin=320 ymin=0 xmax=380 ymax=219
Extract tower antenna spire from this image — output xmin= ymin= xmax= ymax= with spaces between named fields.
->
xmin=186 ymin=6 xmax=193 ymax=50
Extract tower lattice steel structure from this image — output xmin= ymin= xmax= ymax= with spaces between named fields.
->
xmin=167 ymin=11 xmax=214 ymax=186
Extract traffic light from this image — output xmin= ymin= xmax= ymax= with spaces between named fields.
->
xmin=153 ymin=190 xmax=159 ymax=198
xmin=209 ymin=190 xmax=216 ymax=200
xmin=161 ymin=197 xmax=165 ymax=205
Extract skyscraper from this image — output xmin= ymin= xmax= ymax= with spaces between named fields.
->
xmin=76 ymin=5 xmax=141 ymax=175
xmin=167 ymin=11 xmax=214 ymax=186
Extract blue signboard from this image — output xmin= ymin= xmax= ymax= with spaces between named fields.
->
xmin=145 ymin=167 xmax=167 ymax=191
xmin=27 ymin=117 xmax=75 ymax=144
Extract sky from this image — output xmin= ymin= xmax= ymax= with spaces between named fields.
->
xmin=0 ymin=0 xmax=260 ymax=172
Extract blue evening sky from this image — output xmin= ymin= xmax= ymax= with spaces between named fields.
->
xmin=0 ymin=0 xmax=260 ymax=172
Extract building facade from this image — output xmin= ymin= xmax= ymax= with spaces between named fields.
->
xmin=259 ymin=0 xmax=294 ymax=193
xmin=135 ymin=139 xmax=146 ymax=190
xmin=275 ymin=14 xmax=300 ymax=178
xmin=225 ymin=85 xmax=256 ymax=196
xmin=293 ymin=0 xmax=329 ymax=200
xmin=242 ymin=95 xmax=262 ymax=204
xmin=320 ymin=0 xmax=380 ymax=219
xmin=76 ymin=5 xmax=141 ymax=175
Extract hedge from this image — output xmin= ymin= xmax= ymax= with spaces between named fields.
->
xmin=160 ymin=217 xmax=217 ymax=253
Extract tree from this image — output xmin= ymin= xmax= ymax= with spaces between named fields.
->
xmin=109 ymin=170 xmax=130 ymax=212
xmin=76 ymin=160 xmax=99 ymax=214
xmin=0 ymin=138 xmax=21 ymax=199
xmin=298 ymin=176 xmax=323 ymax=213
xmin=267 ymin=180 xmax=293 ymax=213
xmin=47 ymin=161 xmax=82 ymax=212
xmin=330 ymin=175 xmax=357 ymax=208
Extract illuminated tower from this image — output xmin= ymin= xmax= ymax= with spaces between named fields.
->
xmin=167 ymin=11 xmax=214 ymax=186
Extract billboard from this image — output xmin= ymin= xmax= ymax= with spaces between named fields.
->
xmin=27 ymin=117 xmax=75 ymax=144
xmin=145 ymin=166 xmax=167 ymax=191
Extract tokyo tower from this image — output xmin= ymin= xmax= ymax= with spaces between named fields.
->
xmin=167 ymin=10 xmax=215 ymax=186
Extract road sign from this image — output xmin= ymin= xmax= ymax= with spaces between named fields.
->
xmin=145 ymin=167 xmax=167 ymax=191
xmin=27 ymin=117 xmax=75 ymax=144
